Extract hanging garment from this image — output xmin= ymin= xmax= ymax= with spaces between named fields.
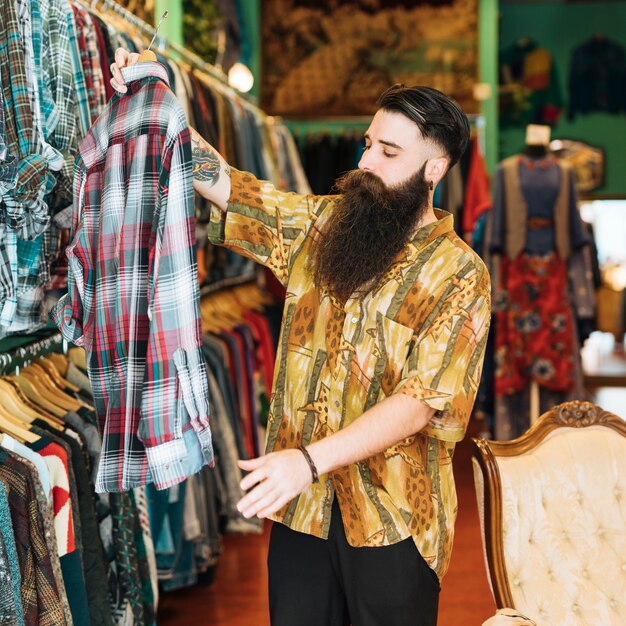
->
xmin=52 ymin=62 xmax=214 ymax=493
xmin=33 ymin=419 xmax=114 ymax=626
xmin=499 ymin=39 xmax=563 ymax=126
xmin=30 ymin=430 xmax=91 ymax=626
xmin=494 ymin=252 xmax=575 ymax=396
xmin=0 ymin=449 xmax=67 ymax=625
xmin=13 ymin=453 xmax=74 ymax=626
xmin=568 ymin=36 xmax=626 ymax=120
xmin=462 ymin=138 xmax=491 ymax=238
xmin=0 ymin=485 xmax=24 ymax=626
xmin=490 ymin=155 xmax=589 ymax=261
xmin=0 ymin=0 xmax=57 ymax=331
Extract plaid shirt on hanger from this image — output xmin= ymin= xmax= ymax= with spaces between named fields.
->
xmin=0 ymin=0 xmax=58 ymax=331
xmin=53 ymin=62 xmax=214 ymax=492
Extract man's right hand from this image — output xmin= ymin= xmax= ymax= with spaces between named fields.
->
xmin=110 ymin=47 xmax=140 ymax=94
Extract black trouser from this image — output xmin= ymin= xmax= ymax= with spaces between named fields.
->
xmin=268 ymin=500 xmax=440 ymax=626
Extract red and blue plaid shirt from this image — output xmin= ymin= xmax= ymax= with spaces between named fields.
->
xmin=53 ymin=62 xmax=214 ymax=492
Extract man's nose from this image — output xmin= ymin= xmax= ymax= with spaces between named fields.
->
xmin=358 ymin=152 xmax=374 ymax=172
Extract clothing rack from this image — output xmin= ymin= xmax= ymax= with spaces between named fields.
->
xmin=0 ymin=332 xmax=67 ymax=376
xmin=199 ymin=269 xmax=259 ymax=298
xmin=94 ymin=0 xmax=255 ymax=103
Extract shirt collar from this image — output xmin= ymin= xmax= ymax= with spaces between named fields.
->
xmin=121 ymin=61 xmax=170 ymax=92
xmin=410 ymin=208 xmax=455 ymax=251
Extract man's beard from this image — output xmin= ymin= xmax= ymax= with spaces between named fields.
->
xmin=312 ymin=164 xmax=431 ymax=303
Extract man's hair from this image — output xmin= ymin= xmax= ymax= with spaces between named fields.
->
xmin=377 ymin=84 xmax=470 ymax=169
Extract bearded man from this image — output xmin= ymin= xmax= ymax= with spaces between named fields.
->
xmin=112 ymin=53 xmax=491 ymax=626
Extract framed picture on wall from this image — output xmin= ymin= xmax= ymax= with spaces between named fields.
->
xmin=260 ymin=0 xmax=479 ymax=117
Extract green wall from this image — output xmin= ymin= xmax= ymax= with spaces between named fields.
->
xmin=479 ymin=0 xmax=499 ymax=176
xmin=499 ymin=1 xmax=626 ymax=195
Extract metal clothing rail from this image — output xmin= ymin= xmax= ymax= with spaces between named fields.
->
xmin=94 ymin=0 xmax=257 ymax=104
xmin=199 ymin=269 xmax=259 ymax=298
xmin=0 ymin=332 xmax=67 ymax=376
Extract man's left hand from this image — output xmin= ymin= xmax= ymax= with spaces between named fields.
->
xmin=237 ymin=449 xmax=313 ymax=519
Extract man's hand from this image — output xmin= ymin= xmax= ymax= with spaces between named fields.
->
xmin=110 ymin=47 xmax=140 ymax=94
xmin=235 ymin=394 xmax=435 ymax=520
xmin=236 ymin=450 xmax=313 ymax=519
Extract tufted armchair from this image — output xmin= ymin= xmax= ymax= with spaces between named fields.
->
xmin=471 ymin=401 xmax=625 ymax=626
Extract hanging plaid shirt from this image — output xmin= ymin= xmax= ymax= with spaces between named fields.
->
xmin=209 ymin=170 xmax=491 ymax=579
xmin=71 ymin=3 xmax=104 ymax=126
xmin=66 ymin=2 xmax=91 ymax=138
xmin=53 ymin=62 xmax=214 ymax=492
xmin=40 ymin=0 xmax=80 ymax=209
xmin=0 ymin=0 xmax=58 ymax=330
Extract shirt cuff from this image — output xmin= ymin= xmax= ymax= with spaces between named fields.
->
xmin=394 ymin=379 xmax=465 ymax=443
xmin=145 ymin=438 xmax=189 ymax=490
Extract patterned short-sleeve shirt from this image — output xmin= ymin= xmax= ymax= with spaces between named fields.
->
xmin=209 ymin=169 xmax=491 ymax=579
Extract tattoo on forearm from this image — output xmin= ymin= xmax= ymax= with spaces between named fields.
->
xmin=192 ymin=146 xmax=221 ymax=186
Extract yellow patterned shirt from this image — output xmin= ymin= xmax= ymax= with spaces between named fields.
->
xmin=208 ymin=169 xmax=491 ymax=579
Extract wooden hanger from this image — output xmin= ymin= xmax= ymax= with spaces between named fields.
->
xmin=20 ymin=364 xmax=82 ymax=413
xmin=2 ymin=377 xmax=65 ymax=431
xmin=0 ymin=378 xmax=59 ymax=423
xmin=38 ymin=356 xmax=80 ymax=393
xmin=0 ymin=378 xmax=38 ymax=422
xmin=69 ymin=347 xmax=87 ymax=372
xmin=0 ymin=404 xmax=40 ymax=444
xmin=10 ymin=374 xmax=68 ymax=419
xmin=200 ymin=283 xmax=274 ymax=333
xmin=46 ymin=352 xmax=68 ymax=377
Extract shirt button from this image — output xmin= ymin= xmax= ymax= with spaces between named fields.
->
xmin=351 ymin=317 xmax=358 ymax=323
xmin=335 ymin=401 xmax=340 ymax=408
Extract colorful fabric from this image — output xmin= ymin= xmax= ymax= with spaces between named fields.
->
xmin=462 ymin=138 xmax=492 ymax=236
xmin=70 ymin=3 xmax=101 ymax=125
xmin=0 ymin=0 xmax=57 ymax=329
xmin=66 ymin=2 xmax=91 ymax=137
xmin=208 ymin=169 xmax=491 ymax=579
xmin=494 ymin=252 xmax=575 ymax=396
xmin=499 ymin=40 xmax=563 ymax=127
xmin=0 ymin=449 xmax=66 ymax=626
xmin=110 ymin=492 xmax=145 ymax=624
xmin=40 ymin=0 xmax=79 ymax=208
xmin=53 ymin=62 xmax=214 ymax=492
xmin=13 ymin=453 xmax=73 ymax=626
xmin=29 ymin=438 xmax=76 ymax=557
xmin=0 ymin=0 xmax=56 ymax=236
xmin=80 ymin=8 xmax=107 ymax=112
xmin=31 ymin=431 xmax=91 ymax=626
xmin=0 ymin=62 xmax=18 ymax=193
xmin=0 ymin=485 xmax=24 ymax=626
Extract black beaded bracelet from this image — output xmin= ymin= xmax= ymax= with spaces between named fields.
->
xmin=297 ymin=445 xmax=319 ymax=484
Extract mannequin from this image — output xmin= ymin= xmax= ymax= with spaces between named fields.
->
xmin=522 ymin=124 xmax=550 ymax=158
xmin=487 ymin=124 xmax=593 ymax=439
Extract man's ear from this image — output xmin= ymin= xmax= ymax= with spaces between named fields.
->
xmin=425 ymin=156 xmax=449 ymax=187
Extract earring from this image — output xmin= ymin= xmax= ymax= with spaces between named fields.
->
xmin=428 ymin=180 xmax=434 ymax=191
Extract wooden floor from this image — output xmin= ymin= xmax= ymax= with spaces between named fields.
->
xmin=157 ymin=416 xmax=497 ymax=625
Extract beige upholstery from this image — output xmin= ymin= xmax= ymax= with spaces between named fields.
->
xmin=472 ymin=401 xmax=626 ymax=626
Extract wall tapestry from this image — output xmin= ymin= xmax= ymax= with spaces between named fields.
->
xmin=261 ymin=0 xmax=479 ymax=117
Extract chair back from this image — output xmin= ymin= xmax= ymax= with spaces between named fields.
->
xmin=472 ymin=401 xmax=626 ymax=625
